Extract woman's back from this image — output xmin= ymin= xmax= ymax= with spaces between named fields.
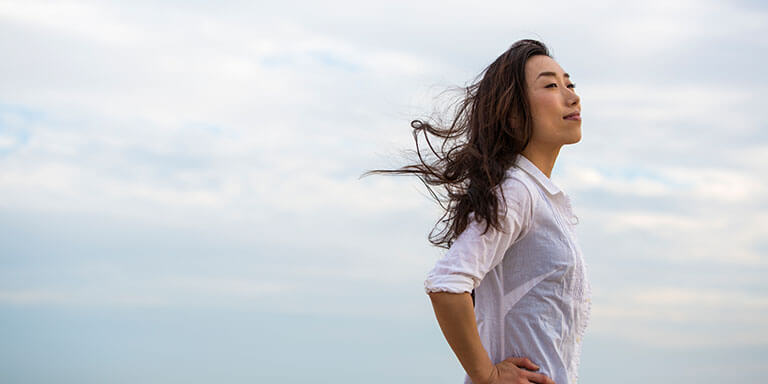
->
xmin=474 ymin=155 xmax=591 ymax=384
xmin=425 ymin=154 xmax=592 ymax=384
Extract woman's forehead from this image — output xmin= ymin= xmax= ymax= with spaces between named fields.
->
xmin=526 ymin=56 xmax=569 ymax=82
xmin=526 ymin=56 xmax=565 ymax=74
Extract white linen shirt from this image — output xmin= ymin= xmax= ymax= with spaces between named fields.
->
xmin=424 ymin=154 xmax=592 ymax=384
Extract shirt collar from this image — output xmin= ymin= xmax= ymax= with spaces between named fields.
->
xmin=511 ymin=154 xmax=563 ymax=196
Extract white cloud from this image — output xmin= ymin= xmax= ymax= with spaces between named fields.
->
xmin=0 ymin=1 xmax=146 ymax=44
xmin=581 ymin=83 xmax=758 ymax=133
xmin=562 ymin=162 xmax=766 ymax=204
xmin=589 ymin=285 xmax=768 ymax=347
xmin=590 ymin=0 xmax=767 ymax=57
xmin=0 ymin=275 xmax=296 ymax=307
xmin=1 ymin=2 xmax=767 ymax=371
xmin=578 ymin=207 xmax=767 ymax=265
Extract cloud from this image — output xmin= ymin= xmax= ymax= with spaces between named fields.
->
xmin=0 ymin=1 xmax=146 ymax=44
xmin=1 ymin=4 xmax=767 ymax=379
xmin=589 ymin=285 xmax=768 ymax=347
xmin=0 ymin=274 xmax=296 ymax=308
xmin=592 ymin=0 xmax=767 ymax=57
xmin=563 ymin=163 xmax=766 ymax=203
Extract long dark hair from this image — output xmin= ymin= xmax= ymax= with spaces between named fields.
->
xmin=362 ymin=39 xmax=551 ymax=249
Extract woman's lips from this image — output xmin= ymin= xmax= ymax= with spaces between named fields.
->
xmin=564 ymin=114 xmax=581 ymax=121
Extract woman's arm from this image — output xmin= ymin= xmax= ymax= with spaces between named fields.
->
xmin=427 ymin=291 xmax=553 ymax=384
xmin=423 ymin=177 xmax=543 ymax=383
xmin=428 ymin=291 xmax=494 ymax=384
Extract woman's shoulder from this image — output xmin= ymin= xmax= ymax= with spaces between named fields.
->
xmin=499 ymin=167 xmax=539 ymax=205
xmin=491 ymin=167 xmax=539 ymax=224
xmin=487 ymin=167 xmax=538 ymax=239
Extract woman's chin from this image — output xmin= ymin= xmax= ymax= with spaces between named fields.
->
xmin=564 ymin=128 xmax=582 ymax=144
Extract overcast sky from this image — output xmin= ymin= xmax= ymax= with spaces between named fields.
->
xmin=1 ymin=1 xmax=767 ymax=383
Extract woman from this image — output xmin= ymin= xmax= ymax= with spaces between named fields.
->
xmin=364 ymin=39 xmax=590 ymax=383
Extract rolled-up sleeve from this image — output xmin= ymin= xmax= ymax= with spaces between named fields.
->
xmin=424 ymin=177 xmax=534 ymax=294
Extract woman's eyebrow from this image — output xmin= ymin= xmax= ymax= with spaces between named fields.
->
xmin=536 ymin=71 xmax=570 ymax=80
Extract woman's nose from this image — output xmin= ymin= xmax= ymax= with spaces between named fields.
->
xmin=566 ymin=89 xmax=579 ymax=105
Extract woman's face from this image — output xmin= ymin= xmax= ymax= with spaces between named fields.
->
xmin=524 ymin=55 xmax=581 ymax=149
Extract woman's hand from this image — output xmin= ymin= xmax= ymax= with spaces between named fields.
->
xmin=478 ymin=357 xmax=556 ymax=384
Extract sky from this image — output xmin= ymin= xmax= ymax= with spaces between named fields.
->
xmin=1 ymin=0 xmax=767 ymax=383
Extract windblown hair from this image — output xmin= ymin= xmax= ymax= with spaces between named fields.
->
xmin=362 ymin=39 xmax=551 ymax=249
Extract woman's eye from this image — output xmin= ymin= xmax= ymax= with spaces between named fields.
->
xmin=547 ymin=83 xmax=576 ymax=89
